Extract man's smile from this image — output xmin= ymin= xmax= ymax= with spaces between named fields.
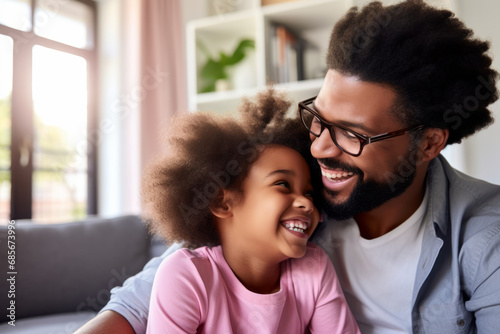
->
xmin=321 ymin=169 xmax=354 ymax=181
xmin=318 ymin=162 xmax=359 ymax=193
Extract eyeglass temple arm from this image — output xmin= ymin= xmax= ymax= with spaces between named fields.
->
xmin=366 ymin=125 xmax=425 ymax=144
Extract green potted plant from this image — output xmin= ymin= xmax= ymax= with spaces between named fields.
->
xmin=197 ymin=38 xmax=255 ymax=93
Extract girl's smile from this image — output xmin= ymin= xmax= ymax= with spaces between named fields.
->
xmin=280 ymin=216 xmax=312 ymax=239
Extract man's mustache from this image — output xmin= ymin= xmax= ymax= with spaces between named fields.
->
xmin=317 ymin=158 xmax=363 ymax=176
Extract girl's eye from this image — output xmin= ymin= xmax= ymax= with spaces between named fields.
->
xmin=275 ymin=180 xmax=291 ymax=189
xmin=304 ymin=191 xmax=314 ymax=198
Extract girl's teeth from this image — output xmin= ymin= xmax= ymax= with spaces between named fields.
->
xmin=284 ymin=221 xmax=306 ymax=233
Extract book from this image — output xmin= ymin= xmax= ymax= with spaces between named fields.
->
xmin=268 ymin=24 xmax=305 ymax=84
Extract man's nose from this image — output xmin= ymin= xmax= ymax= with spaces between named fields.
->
xmin=310 ymin=128 xmax=343 ymax=160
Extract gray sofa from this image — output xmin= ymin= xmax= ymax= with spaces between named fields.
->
xmin=0 ymin=215 xmax=166 ymax=333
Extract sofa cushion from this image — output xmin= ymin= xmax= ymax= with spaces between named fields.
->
xmin=0 ymin=311 xmax=96 ymax=333
xmin=0 ymin=215 xmax=150 ymax=321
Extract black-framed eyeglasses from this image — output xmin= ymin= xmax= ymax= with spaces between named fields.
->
xmin=298 ymin=96 xmax=425 ymax=157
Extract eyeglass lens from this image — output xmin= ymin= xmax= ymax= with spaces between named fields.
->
xmin=301 ymin=106 xmax=362 ymax=155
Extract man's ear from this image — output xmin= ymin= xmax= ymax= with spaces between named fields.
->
xmin=209 ymin=189 xmax=233 ymax=219
xmin=419 ymin=128 xmax=449 ymax=162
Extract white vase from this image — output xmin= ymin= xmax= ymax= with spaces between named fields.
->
xmin=215 ymin=79 xmax=231 ymax=92
xmin=230 ymin=50 xmax=256 ymax=90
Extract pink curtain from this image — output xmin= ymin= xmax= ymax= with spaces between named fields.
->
xmin=139 ymin=0 xmax=187 ymax=172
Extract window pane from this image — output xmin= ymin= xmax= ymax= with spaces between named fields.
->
xmin=0 ymin=34 xmax=13 ymax=224
xmin=0 ymin=0 xmax=32 ymax=31
xmin=34 ymin=0 xmax=94 ymax=49
xmin=33 ymin=170 xmax=87 ymax=223
xmin=32 ymin=45 xmax=88 ymax=223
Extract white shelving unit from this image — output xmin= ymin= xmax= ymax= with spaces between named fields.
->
xmin=186 ymin=0 xmax=456 ymax=114
xmin=186 ymin=0 xmax=354 ymax=114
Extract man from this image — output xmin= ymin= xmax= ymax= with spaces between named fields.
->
xmin=77 ymin=0 xmax=500 ymax=333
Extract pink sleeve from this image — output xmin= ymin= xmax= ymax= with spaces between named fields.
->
xmin=309 ymin=248 xmax=360 ymax=334
xmin=146 ymin=250 xmax=206 ymax=334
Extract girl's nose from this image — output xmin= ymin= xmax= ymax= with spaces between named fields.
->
xmin=293 ymin=194 xmax=315 ymax=214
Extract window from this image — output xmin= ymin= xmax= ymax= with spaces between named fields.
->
xmin=0 ymin=34 xmax=13 ymax=222
xmin=0 ymin=0 xmax=97 ymax=223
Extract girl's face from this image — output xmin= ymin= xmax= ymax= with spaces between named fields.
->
xmin=227 ymin=145 xmax=320 ymax=262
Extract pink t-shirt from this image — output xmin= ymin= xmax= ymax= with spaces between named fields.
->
xmin=147 ymin=242 xmax=359 ymax=334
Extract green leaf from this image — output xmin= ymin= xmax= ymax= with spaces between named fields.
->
xmin=197 ymin=38 xmax=255 ymax=92
xmin=200 ymin=59 xmax=228 ymax=81
xmin=201 ymin=83 xmax=216 ymax=93
xmin=228 ymin=39 xmax=255 ymax=65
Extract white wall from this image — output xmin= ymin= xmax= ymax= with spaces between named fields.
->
xmin=453 ymin=0 xmax=500 ymax=185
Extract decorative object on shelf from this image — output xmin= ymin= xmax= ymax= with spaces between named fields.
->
xmin=261 ymin=0 xmax=300 ymax=6
xmin=198 ymin=38 xmax=255 ymax=93
xmin=209 ymin=0 xmax=247 ymax=16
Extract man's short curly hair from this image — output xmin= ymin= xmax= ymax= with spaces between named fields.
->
xmin=327 ymin=0 xmax=498 ymax=145
xmin=141 ymin=88 xmax=321 ymax=249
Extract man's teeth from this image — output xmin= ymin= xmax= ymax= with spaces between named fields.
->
xmin=321 ymin=170 xmax=354 ymax=181
xmin=284 ymin=221 xmax=307 ymax=233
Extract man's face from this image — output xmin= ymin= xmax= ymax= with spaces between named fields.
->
xmin=311 ymin=69 xmax=418 ymax=220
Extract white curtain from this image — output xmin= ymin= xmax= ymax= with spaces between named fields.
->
xmin=98 ymin=0 xmax=187 ymax=216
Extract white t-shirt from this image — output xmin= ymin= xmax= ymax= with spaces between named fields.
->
xmin=319 ymin=189 xmax=428 ymax=334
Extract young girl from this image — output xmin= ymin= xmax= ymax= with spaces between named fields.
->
xmin=142 ymin=89 xmax=359 ymax=333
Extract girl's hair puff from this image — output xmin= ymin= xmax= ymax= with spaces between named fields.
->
xmin=141 ymin=88 xmax=320 ymax=248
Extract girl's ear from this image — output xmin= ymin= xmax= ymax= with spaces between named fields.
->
xmin=209 ymin=189 xmax=233 ymax=219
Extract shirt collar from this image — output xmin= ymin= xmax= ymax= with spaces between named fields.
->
xmin=424 ymin=155 xmax=450 ymax=239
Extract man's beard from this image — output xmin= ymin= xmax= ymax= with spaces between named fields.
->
xmin=319 ymin=153 xmax=416 ymax=221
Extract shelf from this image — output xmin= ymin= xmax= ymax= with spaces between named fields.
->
xmin=186 ymin=11 xmax=260 ymax=101
xmin=186 ymin=0 xmax=348 ymax=114
xmin=188 ymin=9 xmax=256 ymax=35
xmin=262 ymin=0 xmax=352 ymax=31
xmin=193 ymin=78 xmax=324 ymax=114
xmin=196 ymin=87 xmax=259 ymax=105
xmin=275 ymin=77 xmax=324 ymax=93
xmin=196 ymin=78 xmax=323 ymax=103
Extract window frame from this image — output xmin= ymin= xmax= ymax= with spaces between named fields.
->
xmin=0 ymin=0 xmax=98 ymax=220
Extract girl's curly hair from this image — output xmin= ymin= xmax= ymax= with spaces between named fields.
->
xmin=327 ymin=0 xmax=498 ymax=145
xmin=141 ymin=88 xmax=321 ymax=248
